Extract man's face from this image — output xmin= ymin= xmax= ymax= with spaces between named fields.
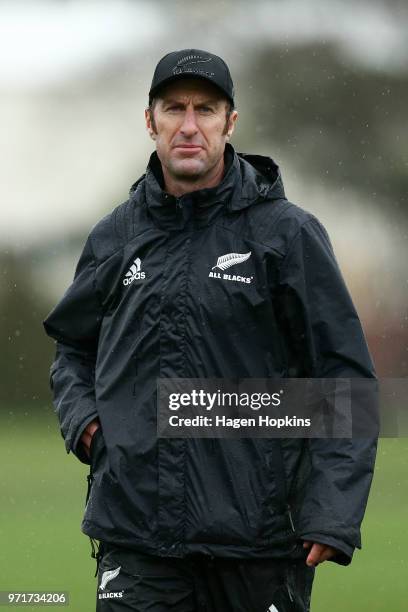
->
xmin=145 ymin=78 xmax=238 ymax=183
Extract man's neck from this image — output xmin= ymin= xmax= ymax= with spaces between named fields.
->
xmin=162 ymin=156 xmax=225 ymax=198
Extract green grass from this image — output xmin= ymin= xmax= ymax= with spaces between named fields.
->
xmin=0 ymin=408 xmax=407 ymax=610
xmin=311 ymin=437 xmax=408 ymax=611
xmin=0 ymin=409 xmax=95 ymax=610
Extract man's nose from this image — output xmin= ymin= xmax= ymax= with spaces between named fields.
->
xmin=179 ymin=107 xmax=199 ymax=136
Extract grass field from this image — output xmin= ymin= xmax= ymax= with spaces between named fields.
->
xmin=0 ymin=408 xmax=407 ymax=611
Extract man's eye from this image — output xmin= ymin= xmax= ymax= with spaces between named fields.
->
xmin=199 ymin=106 xmax=213 ymax=113
xmin=167 ymin=105 xmax=183 ymax=111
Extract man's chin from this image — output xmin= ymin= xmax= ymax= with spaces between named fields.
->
xmin=169 ymin=161 xmax=205 ymax=181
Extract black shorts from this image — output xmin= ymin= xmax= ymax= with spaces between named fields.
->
xmin=95 ymin=541 xmax=315 ymax=612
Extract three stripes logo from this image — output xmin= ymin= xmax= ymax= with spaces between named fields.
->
xmin=123 ymin=257 xmax=146 ymax=286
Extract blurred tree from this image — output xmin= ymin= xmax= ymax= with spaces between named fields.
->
xmin=0 ymin=251 xmax=55 ymax=408
xmin=242 ymin=41 xmax=407 ymax=215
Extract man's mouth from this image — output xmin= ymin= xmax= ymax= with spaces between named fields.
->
xmin=174 ymin=145 xmax=203 ymax=152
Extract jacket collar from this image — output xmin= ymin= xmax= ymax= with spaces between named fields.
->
xmin=129 ymin=143 xmax=286 ymax=231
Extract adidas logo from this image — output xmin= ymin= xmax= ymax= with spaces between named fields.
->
xmin=123 ymin=257 xmax=146 ymax=286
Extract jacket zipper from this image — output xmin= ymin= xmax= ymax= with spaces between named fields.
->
xmin=85 ymin=470 xmax=94 ymax=506
xmin=285 ymin=503 xmax=296 ymax=603
xmin=287 ymin=503 xmax=295 ymax=532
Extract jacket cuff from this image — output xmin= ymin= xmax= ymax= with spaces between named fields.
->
xmin=299 ymin=533 xmax=355 ymax=566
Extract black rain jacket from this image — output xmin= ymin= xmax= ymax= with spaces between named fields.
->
xmin=43 ymin=143 xmax=378 ymax=566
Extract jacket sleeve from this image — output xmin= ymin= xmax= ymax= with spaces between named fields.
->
xmin=277 ymin=215 xmax=378 ymax=566
xmin=43 ymin=232 xmax=103 ymax=465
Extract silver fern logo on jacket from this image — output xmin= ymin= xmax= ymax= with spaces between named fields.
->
xmin=99 ymin=566 xmax=121 ymax=591
xmin=209 ymin=251 xmax=253 ymax=284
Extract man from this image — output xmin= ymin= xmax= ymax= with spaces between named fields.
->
xmin=43 ymin=49 xmax=378 ymax=611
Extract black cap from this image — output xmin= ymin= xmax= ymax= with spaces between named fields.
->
xmin=149 ymin=48 xmax=235 ymax=107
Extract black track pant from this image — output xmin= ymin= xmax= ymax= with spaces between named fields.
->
xmin=95 ymin=541 xmax=315 ymax=612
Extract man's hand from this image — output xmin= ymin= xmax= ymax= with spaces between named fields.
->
xmin=80 ymin=418 xmax=101 ymax=459
xmin=302 ymin=540 xmax=339 ymax=567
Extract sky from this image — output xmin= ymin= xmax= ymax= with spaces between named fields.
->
xmin=0 ymin=0 xmax=162 ymax=89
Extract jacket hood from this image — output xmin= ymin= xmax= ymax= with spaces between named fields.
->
xmin=232 ymin=147 xmax=286 ymax=210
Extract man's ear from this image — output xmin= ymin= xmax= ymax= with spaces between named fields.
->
xmin=145 ymin=108 xmax=156 ymax=140
xmin=226 ymin=110 xmax=238 ymax=139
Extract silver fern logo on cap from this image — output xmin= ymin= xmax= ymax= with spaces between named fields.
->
xmin=173 ymin=54 xmax=212 ymax=71
xmin=212 ymin=251 xmax=251 ymax=271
